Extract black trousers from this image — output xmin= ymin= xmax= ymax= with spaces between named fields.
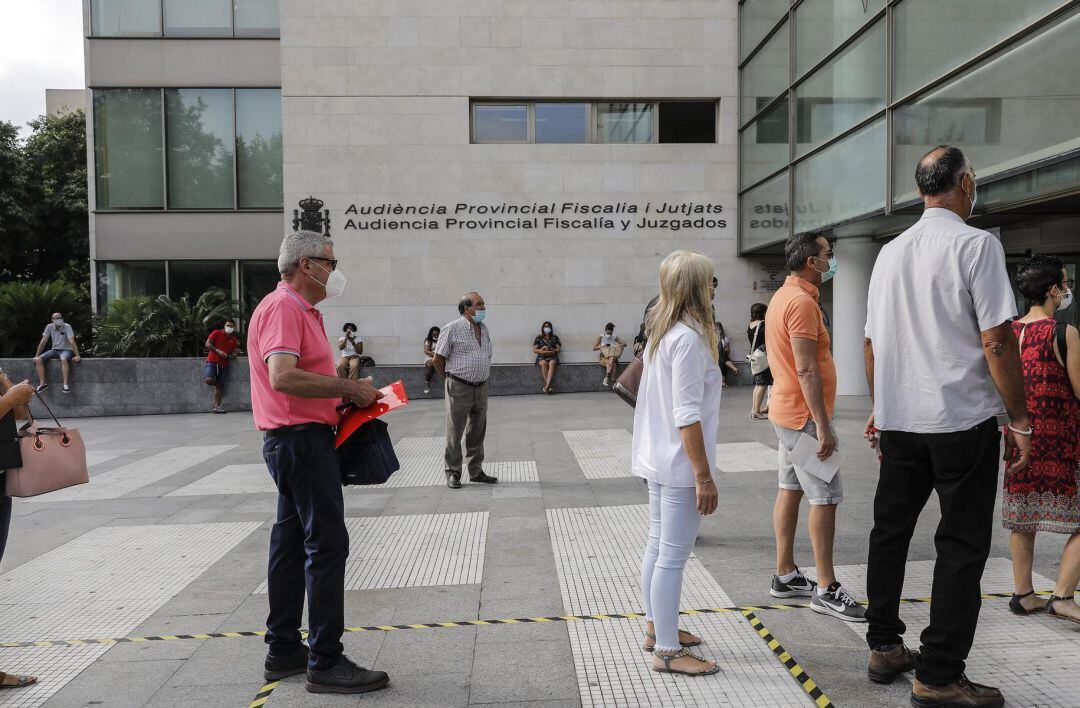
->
xmin=865 ymin=417 xmax=1000 ymax=686
xmin=0 ymin=493 xmax=10 ymax=564
xmin=262 ymin=426 xmax=348 ymax=671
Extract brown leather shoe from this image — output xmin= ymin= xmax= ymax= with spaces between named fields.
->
xmin=868 ymin=643 xmax=918 ymax=684
xmin=910 ymin=674 xmax=1003 ymax=707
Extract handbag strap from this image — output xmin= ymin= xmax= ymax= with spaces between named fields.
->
xmin=751 ymin=322 xmax=764 ymax=351
xmin=26 ymin=391 xmax=64 ymax=431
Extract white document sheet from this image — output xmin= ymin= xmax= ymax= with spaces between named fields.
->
xmin=790 ymin=433 xmax=842 ymax=483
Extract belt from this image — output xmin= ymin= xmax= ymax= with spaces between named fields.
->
xmin=447 ymin=373 xmax=486 ymax=387
xmin=264 ymin=423 xmax=334 ymax=438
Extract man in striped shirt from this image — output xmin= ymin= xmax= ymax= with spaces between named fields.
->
xmin=433 ymin=292 xmax=498 ymax=489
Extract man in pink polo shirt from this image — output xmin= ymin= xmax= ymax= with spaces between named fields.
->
xmin=247 ymin=230 xmax=387 ymax=695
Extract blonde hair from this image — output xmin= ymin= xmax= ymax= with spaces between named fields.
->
xmin=645 ymin=250 xmax=718 ymax=357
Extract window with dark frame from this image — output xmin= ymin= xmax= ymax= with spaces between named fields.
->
xmin=658 ymin=102 xmax=717 ymax=143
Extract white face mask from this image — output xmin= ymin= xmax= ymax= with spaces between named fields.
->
xmin=1060 ymin=288 xmax=1074 ymax=311
xmin=964 ymin=175 xmax=978 ymax=219
xmin=224 ymin=326 xmax=235 ymax=334
xmin=543 ymin=327 xmax=552 ymax=334
xmin=310 ymin=260 xmax=347 ymax=300
xmin=52 ymin=318 xmax=63 ymax=327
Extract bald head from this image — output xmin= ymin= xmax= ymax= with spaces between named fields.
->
xmin=915 ymin=144 xmax=976 ymax=219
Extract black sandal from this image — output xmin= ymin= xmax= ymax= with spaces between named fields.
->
xmin=1045 ymin=595 xmax=1080 ymax=625
xmin=652 ymin=649 xmax=719 ymax=676
xmin=1009 ymin=590 xmax=1045 ymax=615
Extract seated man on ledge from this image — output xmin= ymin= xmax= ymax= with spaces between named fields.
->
xmin=33 ymin=312 xmax=81 ymax=394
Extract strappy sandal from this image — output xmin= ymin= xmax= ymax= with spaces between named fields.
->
xmin=1045 ymin=595 xmax=1080 ymax=625
xmin=1008 ymin=590 xmax=1045 ymax=615
xmin=652 ymin=648 xmax=719 ymax=676
xmin=642 ymin=629 xmax=702 ymax=652
xmin=0 ymin=672 xmax=37 ymax=689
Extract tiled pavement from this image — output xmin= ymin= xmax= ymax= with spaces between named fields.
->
xmin=1 ymin=388 xmax=1078 ymax=707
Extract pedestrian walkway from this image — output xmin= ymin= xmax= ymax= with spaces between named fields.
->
xmin=0 ymin=389 xmax=1076 ymax=707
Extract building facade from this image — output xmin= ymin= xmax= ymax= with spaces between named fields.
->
xmin=739 ymin=0 xmax=1080 ymax=393
xmin=83 ymin=0 xmax=1080 ymax=392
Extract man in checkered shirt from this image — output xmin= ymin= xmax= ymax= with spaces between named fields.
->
xmin=433 ymin=292 xmax=499 ymax=489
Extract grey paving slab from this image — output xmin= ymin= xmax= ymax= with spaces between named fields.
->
xmin=469 ymin=640 xmax=579 ymax=705
xmin=37 ymin=658 xmax=183 ymax=708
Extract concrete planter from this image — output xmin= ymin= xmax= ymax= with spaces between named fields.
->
xmin=0 ymin=357 xmax=752 ymax=418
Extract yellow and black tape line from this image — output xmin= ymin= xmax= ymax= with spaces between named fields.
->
xmin=248 ymin=680 xmax=279 ymax=708
xmin=742 ymin=610 xmax=834 ymax=708
xmin=0 ymin=590 xmax=1028 ymax=650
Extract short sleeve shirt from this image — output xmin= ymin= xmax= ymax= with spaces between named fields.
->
xmin=206 ymin=329 xmax=239 ymax=366
xmin=765 ymin=276 xmax=836 ymax=430
xmin=43 ymin=323 xmax=75 ymax=351
xmin=246 ymin=282 xmax=339 ymax=430
xmin=435 ymin=317 xmax=492 ymax=383
xmin=865 ymin=208 xmax=1018 ymax=433
xmin=339 ymin=334 xmax=362 ymax=358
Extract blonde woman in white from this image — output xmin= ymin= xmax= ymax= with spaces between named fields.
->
xmin=634 ymin=250 xmax=722 ymax=676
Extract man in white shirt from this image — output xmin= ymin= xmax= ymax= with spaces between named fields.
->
xmin=336 ymin=323 xmax=363 ymax=380
xmin=862 ymin=145 xmax=1031 ymax=708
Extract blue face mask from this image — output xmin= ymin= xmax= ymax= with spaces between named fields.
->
xmin=814 ymin=256 xmax=838 ymax=283
xmin=472 ymin=310 xmax=486 ymax=323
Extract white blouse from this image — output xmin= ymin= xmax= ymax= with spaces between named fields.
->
xmin=632 ymin=321 xmax=723 ymax=487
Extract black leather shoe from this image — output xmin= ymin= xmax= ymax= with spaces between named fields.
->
xmin=447 ymin=474 xmax=461 ymax=489
xmin=264 ymin=644 xmax=309 ymax=681
xmin=306 ymin=655 xmax=389 ymax=694
xmin=472 ymin=473 xmax=498 ymax=484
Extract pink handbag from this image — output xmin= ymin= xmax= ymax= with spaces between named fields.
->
xmin=3 ymin=394 xmax=88 ymax=498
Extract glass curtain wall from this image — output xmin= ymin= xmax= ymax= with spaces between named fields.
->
xmin=738 ymin=0 xmax=1080 ymax=254
xmin=90 ymin=0 xmax=279 ymax=37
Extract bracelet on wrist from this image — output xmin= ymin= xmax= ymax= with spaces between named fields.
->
xmin=1008 ymin=424 xmax=1033 ymax=436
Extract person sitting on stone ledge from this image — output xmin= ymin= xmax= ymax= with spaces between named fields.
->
xmin=533 ymin=321 xmax=561 ymax=394
xmin=423 ymin=326 xmax=441 ymax=394
xmin=593 ymin=322 xmax=626 ymax=388
xmin=336 ymin=323 xmax=363 ymax=380
xmin=33 ymin=312 xmax=81 ymax=394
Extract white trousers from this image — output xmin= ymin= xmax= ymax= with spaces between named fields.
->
xmin=640 ymin=480 xmax=701 ymax=652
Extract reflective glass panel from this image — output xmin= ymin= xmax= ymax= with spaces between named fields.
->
xmin=794 ymin=118 xmax=886 ymax=232
xmin=740 ymin=21 xmax=789 ymax=125
xmin=236 ymin=89 xmax=282 ymax=208
xmin=93 ymin=89 xmax=164 ymax=209
xmin=168 ymin=261 xmax=235 ymax=301
xmin=234 ymin=0 xmax=280 ymax=37
xmin=165 ymin=89 xmax=235 ymax=209
xmin=981 ymin=155 xmax=1080 ymax=211
xmin=741 ymin=0 xmax=791 ymax=60
xmin=740 ymin=96 xmax=788 ymax=189
xmin=91 ymin=0 xmax=160 ymax=36
xmin=96 ymin=261 xmax=166 ymax=312
xmin=535 ymin=103 xmax=588 ymax=143
xmin=893 ymin=8 xmax=1080 ymax=204
xmin=794 ymin=0 xmax=885 ymax=76
xmin=164 ymin=0 xmax=231 ymax=37
xmin=894 ymin=0 xmax=1066 ymax=99
xmin=472 ymin=104 xmax=527 ymax=142
xmin=240 ymin=261 xmax=280 ymax=324
xmin=795 ymin=19 xmax=885 ymax=156
xmin=740 ymin=170 xmax=790 ymax=251
xmin=596 ymin=103 xmax=654 ymax=143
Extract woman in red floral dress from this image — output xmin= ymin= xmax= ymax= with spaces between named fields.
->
xmin=1005 ymin=255 xmax=1080 ymax=623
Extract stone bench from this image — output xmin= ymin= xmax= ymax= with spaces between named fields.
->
xmin=0 ymin=357 xmax=752 ymax=418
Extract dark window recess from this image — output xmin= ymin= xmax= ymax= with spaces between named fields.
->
xmin=659 ymin=102 xmax=716 ymax=143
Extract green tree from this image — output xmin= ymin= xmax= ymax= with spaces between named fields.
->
xmin=0 ymin=121 xmax=30 ymax=281
xmin=22 ymin=111 xmax=89 ymax=292
xmin=92 ymin=289 xmax=235 ymax=358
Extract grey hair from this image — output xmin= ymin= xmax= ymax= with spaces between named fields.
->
xmin=278 ymin=230 xmax=333 ymax=277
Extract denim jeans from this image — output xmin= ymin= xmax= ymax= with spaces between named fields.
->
xmin=865 ymin=418 xmax=1000 ymax=686
xmin=262 ymin=425 xmax=349 ymax=671
xmin=640 ymin=481 xmax=701 ymax=652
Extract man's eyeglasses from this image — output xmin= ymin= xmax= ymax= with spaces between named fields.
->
xmin=308 ymin=256 xmax=338 ymax=270
xmin=1063 ymin=279 xmax=1076 ymax=290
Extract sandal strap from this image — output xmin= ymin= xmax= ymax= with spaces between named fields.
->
xmin=1013 ymin=590 xmax=1037 ymax=599
xmin=643 ymin=630 xmax=656 ymax=641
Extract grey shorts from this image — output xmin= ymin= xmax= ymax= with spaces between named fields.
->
xmin=774 ymin=419 xmax=843 ymax=505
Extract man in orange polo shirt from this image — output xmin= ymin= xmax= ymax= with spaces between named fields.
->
xmin=763 ymin=233 xmax=865 ymax=623
xmin=248 ymin=230 xmax=388 ymax=695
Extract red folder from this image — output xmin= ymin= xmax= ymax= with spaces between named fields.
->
xmin=335 ymin=380 xmax=409 ymax=449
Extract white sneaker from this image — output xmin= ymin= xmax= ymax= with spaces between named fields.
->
xmin=810 ymin=583 xmax=867 ymax=622
xmin=602 ymin=377 xmax=610 ymax=387
xmin=423 ymin=384 xmax=430 ymax=394
xmin=62 ymin=385 xmax=71 ymax=394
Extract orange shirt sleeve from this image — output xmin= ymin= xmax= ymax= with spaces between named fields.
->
xmin=784 ymin=295 xmax=820 ymax=341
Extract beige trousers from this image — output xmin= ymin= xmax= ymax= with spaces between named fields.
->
xmin=444 ymin=377 xmax=488 ymax=480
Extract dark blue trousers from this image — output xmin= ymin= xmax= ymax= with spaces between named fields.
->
xmin=262 ymin=426 xmax=348 ymax=671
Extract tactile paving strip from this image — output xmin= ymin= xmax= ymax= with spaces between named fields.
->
xmin=821 ymin=559 xmax=1080 ymax=708
xmin=27 ymin=445 xmax=236 ymax=502
xmin=715 ymin=442 xmax=779 ymax=473
xmin=253 ymin=512 xmax=488 ymax=593
xmin=0 ymin=522 xmax=260 ymax=708
xmin=562 ymin=429 xmax=633 ymax=479
xmin=548 ymin=504 xmax=814 ymax=707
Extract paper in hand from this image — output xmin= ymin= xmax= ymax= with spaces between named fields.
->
xmin=789 ymin=432 xmax=842 ymax=483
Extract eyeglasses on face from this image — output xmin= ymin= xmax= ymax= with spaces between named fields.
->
xmin=307 ymin=256 xmax=338 ymax=270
